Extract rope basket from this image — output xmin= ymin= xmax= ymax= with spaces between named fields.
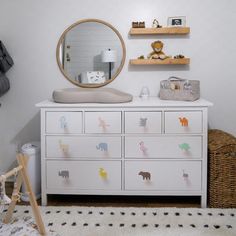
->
xmin=208 ymin=129 xmax=236 ymax=208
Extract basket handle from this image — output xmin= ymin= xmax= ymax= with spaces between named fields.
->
xmin=168 ymin=76 xmax=187 ymax=82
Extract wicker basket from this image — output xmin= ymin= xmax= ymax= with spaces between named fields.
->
xmin=208 ymin=129 xmax=236 ymax=208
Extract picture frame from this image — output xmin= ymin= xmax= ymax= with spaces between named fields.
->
xmin=167 ymin=16 xmax=186 ymax=27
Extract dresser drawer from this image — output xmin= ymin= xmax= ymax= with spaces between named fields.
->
xmin=85 ymin=112 xmax=121 ymax=133
xmin=125 ymin=112 xmax=162 ymax=134
xmin=125 ymin=160 xmax=201 ymax=191
xmin=46 ymin=160 xmax=121 ymax=190
xmin=165 ymin=111 xmax=202 ymax=134
xmin=46 ymin=136 xmax=121 ymax=158
xmin=125 ymin=136 xmax=202 ymax=159
xmin=46 ymin=112 xmax=82 ymax=134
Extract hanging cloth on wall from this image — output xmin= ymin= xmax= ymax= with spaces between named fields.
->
xmin=0 ymin=41 xmax=13 ymax=98
xmin=0 ymin=72 xmax=10 ymax=97
xmin=0 ymin=41 xmax=14 ymax=73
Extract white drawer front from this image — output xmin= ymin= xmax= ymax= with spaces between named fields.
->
xmin=46 ymin=136 xmax=121 ymax=158
xmin=125 ymin=160 xmax=201 ymax=191
xmin=85 ymin=112 xmax=121 ymax=133
xmin=46 ymin=112 xmax=82 ymax=134
xmin=165 ymin=111 xmax=202 ymax=134
xmin=46 ymin=160 xmax=121 ymax=190
xmin=125 ymin=136 xmax=202 ymax=159
xmin=125 ymin=112 xmax=162 ymax=134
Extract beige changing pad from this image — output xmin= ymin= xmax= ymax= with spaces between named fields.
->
xmin=52 ymin=88 xmax=133 ymax=103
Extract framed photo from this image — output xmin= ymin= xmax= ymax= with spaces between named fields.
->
xmin=167 ymin=16 xmax=186 ymax=27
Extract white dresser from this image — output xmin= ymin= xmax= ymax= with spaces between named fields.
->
xmin=36 ymin=97 xmax=212 ymax=207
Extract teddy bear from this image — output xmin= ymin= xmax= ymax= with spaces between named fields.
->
xmin=147 ymin=40 xmax=169 ymax=60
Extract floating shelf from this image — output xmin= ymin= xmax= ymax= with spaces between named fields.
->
xmin=130 ymin=58 xmax=190 ymax=65
xmin=129 ymin=27 xmax=190 ymax=35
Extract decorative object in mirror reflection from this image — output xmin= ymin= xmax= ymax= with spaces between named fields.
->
xmin=101 ymin=49 xmax=117 ymax=79
xmin=56 ymin=19 xmax=126 ymax=88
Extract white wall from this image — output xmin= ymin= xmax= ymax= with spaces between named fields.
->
xmin=0 ymin=0 xmax=236 ymax=173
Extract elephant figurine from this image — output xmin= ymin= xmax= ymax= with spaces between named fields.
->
xmin=96 ymin=142 xmax=108 ymax=152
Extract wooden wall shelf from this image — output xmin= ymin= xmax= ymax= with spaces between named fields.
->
xmin=129 ymin=27 xmax=190 ymax=35
xmin=130 ymin=58 xmax=190 ymax=65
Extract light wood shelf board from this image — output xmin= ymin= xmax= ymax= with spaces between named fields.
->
xmin=130 ymin=58 xmax=190 ymax=65
xmin=129 ymin=27 xmax=190 ymax=35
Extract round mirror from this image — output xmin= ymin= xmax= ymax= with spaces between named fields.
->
xmin=56 ymin=19 xmax=126 ymax=88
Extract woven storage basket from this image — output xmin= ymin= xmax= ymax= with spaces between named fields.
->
xmin=208 ymin=129 xmax=236 ymax=208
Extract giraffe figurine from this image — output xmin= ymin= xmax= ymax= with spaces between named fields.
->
xmin=98 ymin=117 xmax=110 ymax=132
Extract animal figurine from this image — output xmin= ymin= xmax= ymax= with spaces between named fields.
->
xmin=96 ymin=143 xmax=108 ymax=152
xmin=152 ymin=19 xmax=162 ymax=28
xmin=179 ymin=117 xmax=188 ymax=127
xmin=139 ymin=141 xmax=148 ymax=156
xmin=99 ymin=168 xmax=107 ymax=179
xmin=139 ymin=171 xmax=151 ymax=180
xmin=58 ymin=170 xmax=69 ymax=178
xmin=147 ymin=41 xmax=169 ymax=60
xmin=179 ymin=143 xmax=190 ymax=151
xmin=139 ymin=118 xmax=147 ymax=127
xmin=98 ymin=117 xmax=110 ymax=132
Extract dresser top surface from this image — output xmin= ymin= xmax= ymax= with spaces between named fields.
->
xmin=36 ymin=97 xmax=213 ymax=108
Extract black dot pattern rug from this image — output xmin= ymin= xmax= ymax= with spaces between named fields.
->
xmin=1 ymin=206 xmax=236 ymax=236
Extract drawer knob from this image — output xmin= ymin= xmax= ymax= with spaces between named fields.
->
xmin=139 ymin=118 xmax=148 ymax=127
xmin=179 ymin=143 xmax=190 ymax=151
xmin=58 ymin=170 xmax=69 ymax=178
xmin=60 ymin=116 xmax=68 ymax=129
xmin=99 ymin=168 xmax=107 ymax=179
xmin=98 ymin=117 xmax=109 ymax=132
xmin=179 ymin=117 xmax=188 ymax=127
xmin=59 ymin=140 xmax=69 ymax=153
xmin=96 ymin=142 xmax=108 ymax=152
xmin=138 ymin=171 xmax=151 ymax=180
xmin=139 ymin=141 xmax=148 ymax=156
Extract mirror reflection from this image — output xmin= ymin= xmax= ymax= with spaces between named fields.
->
xmin=57 ymin=19 xmax=126 ymax=88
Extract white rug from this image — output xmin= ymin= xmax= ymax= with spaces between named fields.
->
xmin=0 ymin=206 xmax=236 ymax=236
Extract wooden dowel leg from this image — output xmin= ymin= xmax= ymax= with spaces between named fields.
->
xmin=3 ymin=172 xmax=23 ymax=223
xmin=17 ymin=153 xmax=46 ymax=235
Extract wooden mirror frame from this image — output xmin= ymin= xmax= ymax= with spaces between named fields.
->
xmin=56 ymin=19 xmax=126 ymax=88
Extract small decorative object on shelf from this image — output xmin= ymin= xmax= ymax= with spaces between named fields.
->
xmin=139 ymin=21 xmax=145 ymax=28
xmin=132 ymin=22 xmax=139 ymax=28
xmin=138 ymin=55 xmax=145 ymax=59
xmin=152 ymin=19 xmax=162 ymax=28
xmin=132 ymin=21 xmax=145 ymax=28
xmin=147 ymin=40 xmax=170 ymax=60
xmin=174 ymin=54 xmax=185 ymax=59
xmin=167 ymin=16 xmax=186 ymax=27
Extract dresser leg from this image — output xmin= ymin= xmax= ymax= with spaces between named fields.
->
xmin=201 ymin=194 xmax=207 ymax=208
xmin=41 ymin=193 xmax=47 ymax=206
